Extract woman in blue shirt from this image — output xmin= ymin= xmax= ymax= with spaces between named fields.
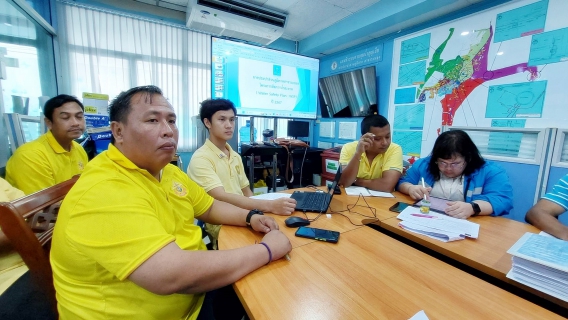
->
xmin=398 ymin=130 xmax=513 ymax=219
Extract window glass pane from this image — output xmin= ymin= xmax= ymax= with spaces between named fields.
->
xmin=0 ymin=0 xmax=57 ymax=164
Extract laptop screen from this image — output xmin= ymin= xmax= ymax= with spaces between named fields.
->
xmin=327 ymin=166 xmax=342 ymax=195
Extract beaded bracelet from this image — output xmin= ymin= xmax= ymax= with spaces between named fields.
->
xmin=259 ymin=242 xmax=272 ymax=265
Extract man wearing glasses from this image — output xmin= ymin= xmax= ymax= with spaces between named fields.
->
xmin=397 ymin=130 xmax=513 ymax=219
xmin=339 ymin=114 xmax=403 ymax=192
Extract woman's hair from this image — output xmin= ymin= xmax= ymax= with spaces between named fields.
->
xmin=428 ymin=130 xmax=485 ymax=180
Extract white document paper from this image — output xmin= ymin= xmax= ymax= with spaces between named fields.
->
xmin=345 ymin=186 xmax=394 ymax=198
xmin=507 ymin=233 xmax=568 ymax=272
xmin=338 ymin=122 xmax=357 ymax=140
xmin=319 ymin=122 xmax=335 ymax=138
xmin=506 ymin=232 xmax=568 ymax=302
xmin=249 ymin=193 xmax=292 ymax=200
xmin=409 ymin=310 xmax=430 ymax=320
xmin=399 ymin=220 xmax=463 ymax=242
xmin=397 ymin=206 xmax=480 ymax=239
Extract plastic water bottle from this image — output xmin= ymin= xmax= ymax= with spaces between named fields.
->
xmin=239 ymin=120 xmax=257 ymax=144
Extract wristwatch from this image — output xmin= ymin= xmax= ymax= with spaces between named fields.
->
xmin=470 ymin=202 xmax=481 ymax=217
xmin=246 ymin=209 xmax=264 ymax=226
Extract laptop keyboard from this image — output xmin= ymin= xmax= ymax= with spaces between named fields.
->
xmin=301 ymin=192 xmax=327 ymax=210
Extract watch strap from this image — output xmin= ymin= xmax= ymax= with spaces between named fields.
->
xmin=246 ymin=209 xmax=263 ymax=226
xmin=470 ymin=202 xmax=481 ymax=217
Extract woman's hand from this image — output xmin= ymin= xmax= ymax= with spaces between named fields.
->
xmin=407 ymin=184 xmax=431 ymax=200
xmin=445 ymin=201 xmax=474 ymax=219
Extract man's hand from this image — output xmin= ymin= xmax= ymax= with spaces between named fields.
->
xmin=250 ymin=215 xmax=279 ymax=233
xmin=407 ymin=184 xmax=431 ymax=200
xmin=260 ymin=230 xmax=291 ymax=262
xmin=268 ymin=197 xmax=296 ymax=215
xmin=356 ymin=132 xmax=375 ymax=154
xmin=445 ymin=201 xmax=474 ymax=219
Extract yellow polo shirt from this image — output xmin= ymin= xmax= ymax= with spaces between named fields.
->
xmin=6 ymin=131 xmax=87 ymax=195
xmin=51 ymin=144 xmax=213 ymax=320
xmin=188 ymin=139 xmax=249 ymax=194
xmin=188 ymin=140 xmax=249 ymax=242
xmin=0 ymin=177 xmax=24 ymax=202
xmin=339 ymin=141 xmax=403 ymax=180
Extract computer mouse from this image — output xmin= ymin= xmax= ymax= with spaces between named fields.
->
xmin=285 ymin=216 xmax=310 ymax=228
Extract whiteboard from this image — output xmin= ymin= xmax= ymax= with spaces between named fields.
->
xmin=389 ymin=0 xmax=568 ymax=158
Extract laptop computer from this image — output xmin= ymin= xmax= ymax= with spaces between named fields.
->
xmin=290 ymin=167 xmax=342 ymax=213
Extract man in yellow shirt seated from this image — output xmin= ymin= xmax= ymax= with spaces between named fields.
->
xmin=188 ymin=99 xmax=296 ymax=246
xmin=339 ymin=114 xmax=403 ymax=192
xmin=50 ymin=85 xmax=291 ymax=319
xmin=6 ymin=95 xmax=87 ymax=195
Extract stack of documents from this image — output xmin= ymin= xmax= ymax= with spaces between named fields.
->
xmin=345 ymin=186 xmax=394 ymax=198
xmin=396 ymin=206 xmax=480 ymax=242
xmin=506 ymin=232 xmax=568 ymax=302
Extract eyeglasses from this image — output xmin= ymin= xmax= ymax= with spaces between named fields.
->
xmin=436 ymin=161 xmax=465 ymax=169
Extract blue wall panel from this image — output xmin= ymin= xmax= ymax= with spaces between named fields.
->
xmin=495 ymin=161 xmax=540 ymax=223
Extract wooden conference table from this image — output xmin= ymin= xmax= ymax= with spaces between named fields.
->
xmin=373 ymin=193 xmax=568 ymax=310
xmin=218 ymin=188 xmax=563 ymax=319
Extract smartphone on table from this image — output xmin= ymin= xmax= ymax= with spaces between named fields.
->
xmin=295 ymin=226 xmax=340 ymax=243
xmin=388 ymin=202 xmax=411 ymax=213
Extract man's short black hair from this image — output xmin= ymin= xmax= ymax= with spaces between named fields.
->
xmin=199 ymin=99 xmax=237 ymax=129
xmin=109 ymin=85 xmax=164 ymax=143
xmin=360 ymin=114 xmax=389 ymax=135
xmin=43 ymin=94 xmax=84 ymax=121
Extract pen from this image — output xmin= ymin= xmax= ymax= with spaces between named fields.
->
xmin=285 ymin=254 xmax=291 ymax=261
xmin=421 ymin=177 xmax=428 ymax=200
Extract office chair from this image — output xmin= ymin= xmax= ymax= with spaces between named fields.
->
xmin=0 ymin=176 xmax=79 ymax=319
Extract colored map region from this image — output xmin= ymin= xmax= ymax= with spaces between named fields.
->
xmin=494 ymin=0 xmax=548 ymax=43
xmin=485 ymin=81 xmax=547 ymax=118
xmin=528 ymin=27 xmax=568 ymax=66
xmin=418 ymin=25 xmax=538 ymax=125
xmin=393 ymin=131 xmax=422 ymax=156
xmin=398 ymin=60 xmax=426 ymax=87
xmin=394 ymin=104 xmax=425 ymax=130
xmin=400 ymin=34 xmax=431 ymax=64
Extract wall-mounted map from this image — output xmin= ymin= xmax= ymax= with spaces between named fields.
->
xmin=390 ymin=0 xmax=568 ymax=157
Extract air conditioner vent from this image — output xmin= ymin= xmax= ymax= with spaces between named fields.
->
xmin=197 ymin=0 xmax=287 ymax=27
xmin=187 ymin=0 xmax=287 ymax=45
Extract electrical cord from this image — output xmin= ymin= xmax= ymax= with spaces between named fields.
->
xmin=327 ymin=194 xmax=378 ymax=226
xmin=299 ymin=147 xmax=308 ymax=187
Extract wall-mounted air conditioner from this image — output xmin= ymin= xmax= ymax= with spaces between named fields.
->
xmin=186 ymin=0 xmax=287 ymax=45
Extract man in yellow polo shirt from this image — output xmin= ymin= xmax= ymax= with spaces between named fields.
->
xmin=188 ymin=99 xmax=296 ymax=245
xmin=339 ymin=114 xmax=402 ymax=192
xmin=50 ymin=85 xmax=291 ymax=319
xmin=6 ymin=94 xmax=87 ymax=195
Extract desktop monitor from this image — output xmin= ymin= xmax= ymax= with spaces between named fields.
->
xmin=211 ymin=37 xmax=320 ymax=119
xmin=287 ymin=120 xmax=309 ymax=139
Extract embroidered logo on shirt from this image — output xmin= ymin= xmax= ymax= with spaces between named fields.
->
xmin=172 ymin=181 xmax=188 ymax=197
xmin=78 ymin=161 xmax=84 ymax=171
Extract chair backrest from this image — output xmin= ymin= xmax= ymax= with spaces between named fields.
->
xmin=0 ymin=175 xmax=79 ymax=315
